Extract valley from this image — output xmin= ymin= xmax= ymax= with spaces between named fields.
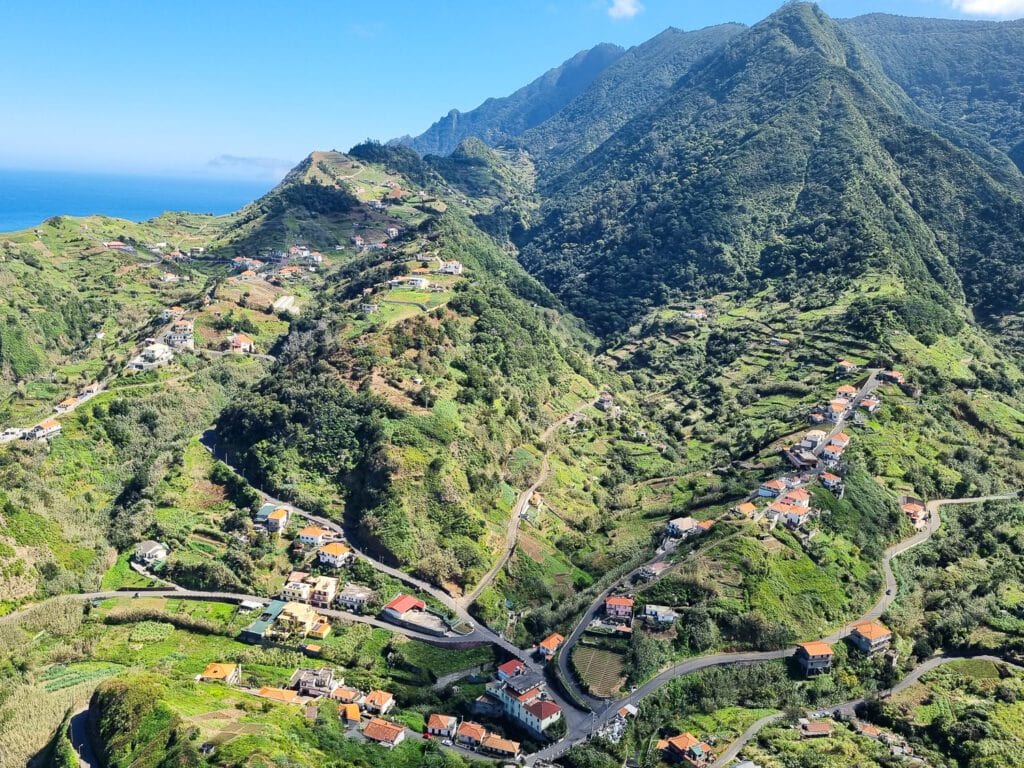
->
xmin=4 ymin=3 xmax=1024 ymax=768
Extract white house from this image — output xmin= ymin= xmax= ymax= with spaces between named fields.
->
xmin=298 ymin=526 xmax=332 ymax=547
xmin=407 ymin=276 xmax=430 ymax=290
xmin=667 ymin=516 xmax=697 ymax=537
xmin=28 ymin=418 xmax=62 ymax=440
xmin=438 ymin=260 xmax=463 ymax=275
xmin=336 ymin=583 xmax=374 ymax=611
xmin=134 ymin=540 xmax=169 ymax=565
xmin=318 ymin=542 xmax=352 ymax=569
xmin=644 ymin=604 xmax=678 ymax=625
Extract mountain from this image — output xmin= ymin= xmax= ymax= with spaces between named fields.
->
xmin=397 ymin=42 xmax=625 ymax=156
xmin=517 ymin=3 xmax=1024 ymax=338
xmin=518 ymin=24 xmax=747 ymax=178
xmin=842 ymin=13 xmax=1024 ymax=170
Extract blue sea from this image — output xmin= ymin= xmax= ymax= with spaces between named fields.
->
xmin=0 ymin=168 xmax=277 ymax=233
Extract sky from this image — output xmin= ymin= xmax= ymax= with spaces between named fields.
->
xmin=1 ymin=0 xmax=1021 ymax=180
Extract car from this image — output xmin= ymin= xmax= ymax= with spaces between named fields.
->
xmin=441 ymin=739 xmax=453 ymax=746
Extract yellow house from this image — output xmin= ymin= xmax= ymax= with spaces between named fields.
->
xmin=278 ymin=601 xmax=320 ymax=635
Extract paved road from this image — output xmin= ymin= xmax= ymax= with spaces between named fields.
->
xmin=526 ymin=492 xmax=1016 ymax=765
xmin=199 ymin=430 xmax=532 ymax=663
xmin=68 ymin=707 xmax=99 ymax=768
xmin=707 ymin=653 xmax=1023 ymax=767
xmin=460 ymin=396 xmax=598 ymax=608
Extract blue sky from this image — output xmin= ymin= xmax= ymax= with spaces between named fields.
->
xmin=1 ymin=0 xmax=1020 ymax=180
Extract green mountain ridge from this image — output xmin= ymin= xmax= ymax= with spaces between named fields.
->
xmin=396 ymin=42 xmax=626 ymax=157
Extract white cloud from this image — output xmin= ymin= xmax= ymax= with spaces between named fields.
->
xmin=949 ymin=0 xmax=1024 ymax=17
xmin=608 ymin=0 xmax=643 ymax=19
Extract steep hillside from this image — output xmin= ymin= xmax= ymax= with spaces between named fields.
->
xmin=518 ymin=3 xmax=1024 ymax=338
xmin=519 ymin=24 xmax=747 ymax=179
xmin=843 ymin=13 xmax=1024 ymax=170
xmin=215 ymin=145 xmax=621 ymax=594
xmin=397 ymin=43 xmax=624 ymax=156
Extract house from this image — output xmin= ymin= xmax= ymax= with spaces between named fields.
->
xmin=318 ymin=542 xmax=353 ymax=569
xmin=795 ymin=641 xmax=833 ymax=676
xmin=133 ymin=540 xmax=169 ymax=565
xmin=780 ymin=488 xmax=810 ymax=507
xmin=128 ymin=342 xmax=173 ymax=372
xmin=364 ymin=690 xmax=395 ymax=715
xmin=733 ymin=501 xmax=757 ymax=517
xmin=902 ymin=502 xmax=928 ymax=528
xmin=308 ymin=575 xmax=339 ymax=609
xmin=79 ymin=382 xmax=102 ymax=397
xmin=427 ymin=713 xmax=458 ymax=738
xmin=240 ymin=600 xmax=287 ymax=643
xmin=759 ymin=479 xmax=787 ymax=497
xmin=255 ymin=503 xmax=291 ymax=532
xmin=696 ymin=519 xmax=714 ymax=533
xmin=828 ymin=399 xmax=850 ymax=423
xmin=199 ymin=663 xmax=241 ymax=685
xmin=386 ymin=227 xmax=400 ymax=239
xmin=289 ymin=667 xmax=338 ymax=697
xmin=340 ymin=702 xmax=361 ymax=725
xmin=28 ymin=418 xmax=62 ymax=440
xmin=55 ymin=396 xmax=79 ymax=413
xmin=837 ymin=359 xmax=858 ymax=374
xmin=277 ymin=265 xmax=303 ymax=279
xmin=782 ymin=506 xmax=811 ymax=528
xmin=282 ymin=571 xmax=312 ymax=603
xmin=336 ymin=582 xmax=374 ymax=611
xmin=861 ymin=397 xmax=881 ymax=413
xmin=821 ymin=472 xmax=843 ymax=490
xmin=800 ymin=720 xmax=833 ymax=739
xmin=481 ymin=734 xmax=521 ymax=759
xmin=881 ymin=370 xmax=906 ymax=384
xmin=352 ymin=235 xmax=365 ymax=247
xmin=831 ymin=432 xmax=851 ymax=448
xmin=644 ymin=604 xmax=678 ymax=626
xmin=822 ymin=442 xmax=846 ymax=462
xmin=298 ymin=526 xmax=332 ymax=547
xmin=382 ymin=593 xmax=426 ymax=622
xmin=407 ymin=276 xmax=430 ymax=290
xmin=456 ymin=721 xmax=487 ymax=747
xmin=684 ymin=307 xmax=707 ymax=320
xmin=438 ymin=260 xmax=463 ymax=275
xmin=229 ymin=333 xmax=255 ymax=354
xmin=103 ymin=240 xmax=129 ymax=250
xmin=166 ymin=319 xmax=194 ymax=349
xmin=538 ymin=633 xmax=564 ymax=658
xmin=605 ymin=595 xmax=635 ymax=619
xmin=666 ymin=732 xmax=714 ymax=766
xmin=363 ymin=718 xmax=405 ymax=749
xmin=667 ymin=516 xmax=698 ymax=537
xmin=256 ymin=687 xmax=299 ymax=704
xmin=800 ymin=430 xmax=828 ymax=450
xmin=497 ymin=659 xmax=526 ymax=680
xmin=857 ymin=722 xmax=883 ymax=739
xmin=331 ymin=686 xmax=365 ymax=705
xmin=595 ymin=392 xmax=616 ymax=412
xmin=617 ymin=704 xmax=638 ymax=720
xmin=850 ymin=620 xmax=892 ymax=654
xmin=836 ymin=384 xmax=858 ymax=399
xmin=490 ymin=673 xmax=563 ymax=735
xmin=278 ymin=601 xmax=321 ymax=636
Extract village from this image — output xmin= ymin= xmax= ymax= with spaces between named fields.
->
xmin=575 ymin=359 xmax=924 ymax=766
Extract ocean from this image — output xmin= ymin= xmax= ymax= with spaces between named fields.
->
xmin=0 ymin=168 xmax=277 ymax=233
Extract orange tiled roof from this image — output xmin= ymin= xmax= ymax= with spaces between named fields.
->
xmin=539 ymin=633 xmax=565 ymax=651
xmin=363 ymin=717 xmax=403 ymax=743
xmin=457 ymin=721 xmax=487 ymax=742
xmin=268 ymin=507 xmax=288 ymax=520
xmin=606 ymin=595 xmax=634 ymax=608
xmin=427 ymin=713 xmax=456 ymax=731
xmin=798 ymin=641 xmax=833 ymax=657
xmin=365 ymin=690 xmax=394 ymax=708
xmin=201 ymin=662 xmax=237 ymax=680
xmin=735 ymin=502 xmax=757 ymax=515
xmin=341 ymin=703 xmax=361 ymax=722
xmin=852 ymin=620 xmax=891 ymax=641
xmin=320 ymin=542 xmax=351 ymax=556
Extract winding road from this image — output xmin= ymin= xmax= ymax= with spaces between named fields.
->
xmin=526 ymin=492 xmax=1018 ymax=766
xmin=459 ymin=396 xmax=598 ymax=608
